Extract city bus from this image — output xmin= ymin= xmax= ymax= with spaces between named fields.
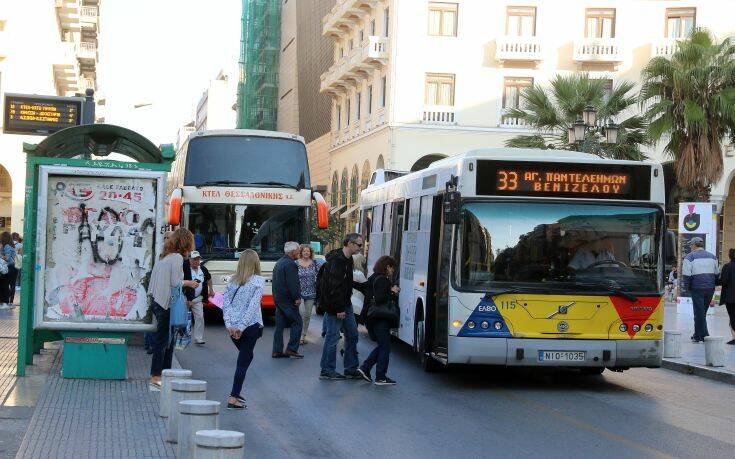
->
xmin=358 ymin=148 xmax=666 ymax=373
xmin=167 ymin=129 xmax=328 ymax=315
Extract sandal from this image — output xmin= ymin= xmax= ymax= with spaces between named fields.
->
xmin=299 ymin=339 xmax=307 ymax=345
xmin=227 ymin=398 xmax=246 ymax=410
xmin=149 ymin=380 xmax=162 ymax=390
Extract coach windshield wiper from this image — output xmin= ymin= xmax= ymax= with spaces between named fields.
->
xmin=195 ymin=180 xmax=251 ymax=187
xmin=483 ymin=287 xmax=521 ymax=299
xmin=248 ymin=181 xmax=300 ymax=190
xmin=574 ymin=281 xmax=638 ymax=302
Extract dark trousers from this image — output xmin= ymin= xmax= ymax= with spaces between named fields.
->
xmin=230 ymin=324 xmax=261 ymax=397
xmin=272 ymin=305 xmax=302 ymax=354
xmin=361 ymin=321 xmax=391 ymax=380
xmin=727 ymin=303 xmax=735 ymax=332
xmin=690 ymin=288 xmax=714 ymax=340
xmin=150 ymin=302 xmax=174 ymax=376
xmin=0 ymin=265 xmax=17 ymax=304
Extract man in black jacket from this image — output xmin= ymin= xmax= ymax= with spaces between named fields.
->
xmin=272 ymin=241 xmax=304 ymax=358
xmin=319 ymin=233 xmax=364 ymax=380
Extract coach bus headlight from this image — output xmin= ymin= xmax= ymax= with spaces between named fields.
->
xmin=632 ymin=324 xmax=641 ymax=332
xmin=452 ymin=320 xmax=462 ymax=328
xmin=644 ymin=324 xmax=653 ymax=332
xmin=494 ymin=321 xmax=503 ymax=330
xmin=619 ymin=324 xmax=628 ymax=332
xmin=480 ymin=321 xmax=490 ymax=329
xmin=467 ymin=321 xmax=476 ymax=329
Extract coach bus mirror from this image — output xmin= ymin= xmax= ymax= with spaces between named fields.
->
xmin=167 ymin=188 xmax=182 ymax=226
xmin=665 ymin=230 xmax=677 ymax=266
xmin=313 ymin=191 xmax=329 ymax=229
xmin=443 ymin=190 xmax=461 ymax=225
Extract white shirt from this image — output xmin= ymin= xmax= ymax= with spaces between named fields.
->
xmin=191 ymin=267 xmax=204 ymax=299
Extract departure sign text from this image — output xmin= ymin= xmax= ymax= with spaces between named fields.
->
xmin=496 ymin=170 xmax=630 ymax=195
xmin=3 ymin=94 xmax=82 ymax=136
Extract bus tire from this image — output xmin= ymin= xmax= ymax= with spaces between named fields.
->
xmin=414 ymin=318 xmax=442 ymax=373
xmin=580 ymin=367 xmax=605 ymax=375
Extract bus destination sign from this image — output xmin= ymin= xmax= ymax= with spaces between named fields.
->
xmin=476 ymin=160 xmax=651 ymax=200
xmin=3 ymin=94 xmax=82 ymax=136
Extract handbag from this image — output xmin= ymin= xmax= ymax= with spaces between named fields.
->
xmin=366 ymin=276 xmax=400 ymax=325
xmin=169 ymin=285 xmax=188 ymax=328
xmin=0 ymin=257 xmax=7 ymax=276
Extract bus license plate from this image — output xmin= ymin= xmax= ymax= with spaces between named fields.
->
xmin=538 ymin=351 xmax=586 ymax=362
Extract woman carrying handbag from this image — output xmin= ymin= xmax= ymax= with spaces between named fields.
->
xmin=357 ymin=256 xmax=400 ymax=386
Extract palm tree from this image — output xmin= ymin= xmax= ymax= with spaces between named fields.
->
xmin=640 ymin=29 xmax=735 ymax=201
xmin=505 ymin=74 xmax=648 ymax=161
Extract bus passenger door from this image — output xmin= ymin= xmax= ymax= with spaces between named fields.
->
xmin=389 ymin=201 xmax=405 ymax=270
xmin=427 ymin=195 xmax=449 ymax=353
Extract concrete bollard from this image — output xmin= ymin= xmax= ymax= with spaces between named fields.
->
xmin=194 ymin=430 xmax=245 ymax=459
xmin=160 ymin=369 xmax=192 ymax=418
xmin=166 ymin=379 xmax=207 ymax=443
xmin=178 ymin=400 xmax=220 ymax=459
xmin=663 ymin=330 xmax=682 ymax=358
xmin=704 ymin=336 xmax=725 ymax=367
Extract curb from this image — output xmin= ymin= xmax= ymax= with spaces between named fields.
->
xmin=661 ymin=358 xmax=735 ymax=385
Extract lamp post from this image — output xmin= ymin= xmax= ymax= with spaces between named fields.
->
xmin=567 ymin=105 xmax=620 ymax=154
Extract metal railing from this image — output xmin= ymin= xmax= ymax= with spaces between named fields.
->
xmin=422 ymin=106 xmax=456 ymax=125
xmin=573 ymin=37 xmax=622 ymax=62
xmin=496 ymin=35 xmax=543 ymax=62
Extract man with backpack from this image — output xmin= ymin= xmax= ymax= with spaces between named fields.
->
xmin=318 ymin=233 xmax=364 ymax=380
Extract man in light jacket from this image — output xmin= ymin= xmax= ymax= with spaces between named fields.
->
xmin=272 ymin=241 xmax=304 ymax=358
xmin=682 ymin=237 xmax=719 ymax=342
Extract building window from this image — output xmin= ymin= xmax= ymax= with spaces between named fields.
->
xmin=383 ymin=8 xmax=389 ymax=37
xmin=346 ymin=98 xmax=351 ymax=125
xmin=506 ymin=6 xmax=536 ymax=37
xmin=350 ymin=165 xmax=359 ymax=204
xmin=340 ymin=168 xmax=348 ymax=206
xmin=340 ymin=47 xmax=344 ymax=58
xmin=359 ymin=29 xmax=364 ymax=43
xmin=666 ymin=8 xmax=695 ymax=38
xmin=356 ymin=92 xmax=361 ymax=121
xmin=502 ymin=77 xmax=533 ymax=123
xmin=370 ymin=18 xmax=376 ymax=35
xmin=601 ymin=78 xmax=613 ymax=102
xmin=380 ymin=76 xmax=387 ymax=108
xmin=331 ymin=172 xmax=339 ymax=207
xmin=585 ymin=8 xmax=615 ymax=38
xmin=349 ymin=38 xmax=354 ymax=50
xmin=367 ymin=85 xmax=373 ymax=114
xmin=425 ymin=73 xmax=455 ymax=106
xmin=336 ymin=103 xmax=341 ymax=130
xmin=428 ymin=2 xmax=458 ymax=37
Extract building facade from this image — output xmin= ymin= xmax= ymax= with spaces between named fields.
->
xmin=195 ymin=69 xmax=238 ymax=132
xmin=318 ymin=0 xmax=735 ymax=235
xmin=0 ymin=0 xmax=102 ymax=233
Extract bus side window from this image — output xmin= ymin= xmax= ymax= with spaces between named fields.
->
xmin=383 ymin=203 xmax=392 ymax=231
xmin=404 ymin=199 xmax=410 ymax=231
xmin=362 ymin=208 xmax=373 ymax=242
xmin=420 ymin=195 xmax=432 ymax=231
xmin=410 ymin=197 xmax=421 ymax=231
xmin=374 ymin=205 xmax=383 ymax=233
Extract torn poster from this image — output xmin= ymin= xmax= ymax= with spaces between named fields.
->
xmin=42 ymin=175 xmax=157 ymax=324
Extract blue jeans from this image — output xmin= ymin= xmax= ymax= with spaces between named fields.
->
xmin=361 ymin=320 xmax=391 ymax=380
xmin=690 ymin=288 xmax=713 ymax=340
xmin=230 ymin=324 xmax=261 ymax=397
xmin=273 ymin=305 xmax=302 ymax=354
xmin=320 ymin=304 xmax=358 ymax=374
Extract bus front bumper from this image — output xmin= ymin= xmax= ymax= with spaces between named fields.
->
xmin=447 ymin=336 xmax=662 ymax=368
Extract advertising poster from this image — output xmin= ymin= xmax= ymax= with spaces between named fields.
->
xmin=37 ymin=169 xmax=163 ymax=329
xmin=677 ymin=203 xmax=718 ymax=308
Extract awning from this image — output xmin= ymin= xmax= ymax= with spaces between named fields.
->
xmin=340 ymin=205 xmax=360 ymax=219
xmin=329 ymin=204 xmax=346 ymax=216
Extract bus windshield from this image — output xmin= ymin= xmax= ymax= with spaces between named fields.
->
xmin=184 ymin=135 xmax=310 ymax=189
xmin=185 ymin=203 xmax=308 ymax=261
xmin=457 ymin=202 xmax=663 ymax=294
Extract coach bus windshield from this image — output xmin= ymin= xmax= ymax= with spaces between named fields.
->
xmin=457 ymin=202 xmax=664 ymax=294
xmin=184 ymin=203 xmax=307 ymax=261
xmin=183 ymin=135 xmax=310 ymax=189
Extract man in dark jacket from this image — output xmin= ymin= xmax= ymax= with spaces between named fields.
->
xmin=272 ymin=241 xmax=304 ymax=358
xmin=319 ymin=233 xmax=363 ymax=380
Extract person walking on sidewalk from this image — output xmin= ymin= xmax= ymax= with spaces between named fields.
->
xmin=0 ymin=232 xmax=18 ymax=310
xmin=223 ymin=249 xmax=265 ymax=410
xmin=11 ymin=232 xmax=22 ymax=300
xmin=148 ymin=229 xmax=199 ymax=388
xmin=272 ymin=241 xmax=304 ymax=359
xmin=296 ymin=244 xmax=323 ymax=345
xmin=319 ymin=233 xmax=363 ymax=380
xmin=146 ymin=230 xmax=174 ymax=355
xmin=718 ymin=248 xmax=735 ymax=345
xmin=183 ymin=251 xmax=214 ymax=345
xmin=682 ymin=237 xmax=719 ymax=343
xmin=357 ymin=256 xmax=400 ymax=386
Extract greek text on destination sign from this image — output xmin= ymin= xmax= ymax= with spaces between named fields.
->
xmin=3 ymin=94 xmax=82 ymax=136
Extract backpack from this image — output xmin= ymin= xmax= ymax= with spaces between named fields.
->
xmin=315 ymin=260 xmax=330 ymax=307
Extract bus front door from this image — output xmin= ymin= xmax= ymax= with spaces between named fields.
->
xmin=428 ymin=195 xmax=449 ymax=354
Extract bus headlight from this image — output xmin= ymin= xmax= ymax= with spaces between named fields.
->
xmin=467 ymin=321 xmax=476 ymax=329
xmin=619 ymin=324 xmax=628 ymax=332
xmin=644 ymin=324 xmax=653 ymax=332
xmin=494 ymin=321 xmax=503 ymax=330
xmin=632 ymin=324 xmax=641 ymax=332
xmin=452 ymin=320 xmax=462 ymax=328
xmin=480 ymin=321 xmax=490 ymax=329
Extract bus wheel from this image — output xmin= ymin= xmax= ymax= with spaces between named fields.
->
xmin=414 ymin=319 xmax=441 ymax=372
xmin=580 ymin=367 xmax=605 ymax=375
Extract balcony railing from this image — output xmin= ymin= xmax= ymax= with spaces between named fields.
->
xmin=573 ymin=37 xmax=622 ymax=63
xmin=361 ymin=36 xmax=388 ymax=64
xmin=81 ymin=6 xmax=98 ymax=27
xmin=498 ymin=109 xmax=530 ymax=128
xmin=496 ymin=35 xmax=543 ymax=63
xmin=422 ymin=106 xmax=456 ymax=125
xmin=77 ymin=41 xmax=97 ymax=60
xmin=652 ymin=38 xmax=680 ymax=58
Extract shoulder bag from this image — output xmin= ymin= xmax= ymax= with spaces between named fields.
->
xmin=169 ymin=284 xmax=188 ymax=328
xmin=366 ymin=276 xmax=400 ymax=325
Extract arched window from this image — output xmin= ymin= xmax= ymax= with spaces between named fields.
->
xmin=340 ymin=168 xmax=348 ymax=206
xmin=350 ymin=164 xmax=359 ymax=204
xmin=376 ymin=155 xmax=385 ymax=170
xmin=330 ymin=171 xmax=339 ymax=207
xmin=361 ymin=160 xmax=371 ymax=191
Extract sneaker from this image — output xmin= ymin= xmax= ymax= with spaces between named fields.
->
xmin=195 ymin=341 xmax=205 ymax=346
xmin=285 ymin=350 xmax=304 ymax=359
xmin=356 ymin=367 xmax=372 ymax=383
xmin=727 ymin=340 xmax=735 ymax=345
xmin=319 ymin=371 xmax=347 ymax=380
xmin=344 ymin=370 xmax=361 ymax=379
xmin=0 ymin=304 xmax=8 ymax=310
xmin=374 ymin=377 xmax=397 ymax=386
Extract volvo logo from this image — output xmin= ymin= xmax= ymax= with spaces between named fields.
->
xmin=558 ymin=305 xmax=569 ymax=314
xmin=557 ymin=321 xmax=569 ymax=332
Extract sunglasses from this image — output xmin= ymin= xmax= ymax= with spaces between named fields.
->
xmin=352 ymin=242 xmax=363 ymax=248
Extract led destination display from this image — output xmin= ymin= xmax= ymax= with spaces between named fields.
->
xmin=3 ymin=94 xmax=82 ymax=135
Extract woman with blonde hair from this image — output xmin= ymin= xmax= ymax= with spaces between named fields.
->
xmin=296 ymin=244 xmax=324 ymax=344
xmin=148 ymin=228 xmax=198 ymax=388
xmin=223 ymin=249 xmax=265 ymax=410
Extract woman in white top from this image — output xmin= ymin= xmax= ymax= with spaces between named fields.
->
xmin=352 ymin=253 xmax=368 ymax=316
xmin=223 ymin=249 xmax=265 ymax=410
xmin=148 ymin=228 xmax=198 ymax=388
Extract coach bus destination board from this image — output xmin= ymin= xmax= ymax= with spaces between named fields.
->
xmin=476 ymin=160 xmax=651 ymax=200
xmin=3 ymin=94 xmax=82 ymax=135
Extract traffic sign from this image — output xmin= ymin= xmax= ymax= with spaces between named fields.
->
xmin=3 ymin=93 xmax=84 ymax=135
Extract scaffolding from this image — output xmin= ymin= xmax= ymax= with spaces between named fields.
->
xmin=236 ymin=0 xmax=282 ymax=130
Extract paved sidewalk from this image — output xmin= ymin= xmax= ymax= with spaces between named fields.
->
xmin=662 ymin=302 xmax=735 ymax=384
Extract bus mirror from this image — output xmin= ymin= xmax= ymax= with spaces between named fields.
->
xmin=443 ymin=190 xmax=461 ymax=225
xmin=313 ymin=192 xmax=329 ymax=229
xmin=168 ymin=188 xmax=182 ymax=226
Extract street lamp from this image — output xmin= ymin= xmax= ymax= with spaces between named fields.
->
xmin=583 ymin=105 xmax=597 ymax=126
xmin=567 ymin=105 xmax=620 ymax=153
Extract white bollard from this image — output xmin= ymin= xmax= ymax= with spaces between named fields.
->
xmin=704 ymin=336 xmax=725 ymax=367
xmin=194 ymin=430 xmax=245 ymax=459
xmin=167 ymin=379 xmax=207 ymax=443
xmin=160 ymin=369 xmax=192 ymax=418
xmin=663 ymin=330 xmax=682 ymax=358
xmin=178 ymin=400 xmax=220 ymax=459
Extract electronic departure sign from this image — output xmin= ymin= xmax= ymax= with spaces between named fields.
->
xmin=3 ymin=93 xmax=83 ymax=136
xmin=476 ymin=160 xmax=652 ymax=200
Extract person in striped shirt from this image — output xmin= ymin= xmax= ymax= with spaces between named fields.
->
xmin=682 ymin=237 xmax=719 ymax=343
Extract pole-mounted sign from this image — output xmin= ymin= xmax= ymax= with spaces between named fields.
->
xmin=3 ymin=93 xmax=84 ymax=136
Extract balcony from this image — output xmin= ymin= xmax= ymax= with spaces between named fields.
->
xmin=77 ymin=41 xmax=97 ymax=61
xmin=320 ymin=36 xmax=389 ymax=94
xmin=496 ymin=36 xmax=543 ymax=63
xmin=80 ymin=77 xmax=96 ymax=92
xmin=80 ymin=6 xmax=98 ymax=28
xmin=422 ymin=106 xmax=456 ymax=125
xmin=573 ymin=37 xmax=623 ymax=64
xmin=55 ymin=0 xmax=81 ymax=31
xmin=652 ymin=38 xmax=680 ymax=58
xmin=53 ymin=41 xmax=81 ymax=96
xmin=323 ymin=0 xmax=380 ymax=37
xmin=498 ymin=109 xmax=530 ymax=128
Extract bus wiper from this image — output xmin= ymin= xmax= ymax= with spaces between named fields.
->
xmin=574 ymin=281 xmax=638 ymax=302
xmin=195 ymin=180 xmax=251 ymax=187
xmin=483 ymin=287 xmax=521 ymax=299
xmin=248 ymin=181 xmax=300 ymax=190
